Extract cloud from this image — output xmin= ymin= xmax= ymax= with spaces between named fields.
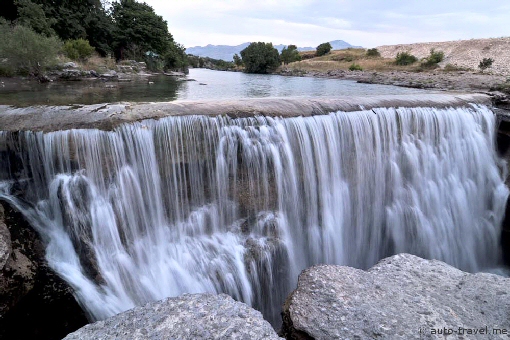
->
xmin=143 ymin=0 xmax=510 ymax=48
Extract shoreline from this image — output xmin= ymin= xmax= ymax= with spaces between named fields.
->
xmin=276 ymin=67 xmax=507 ymax=93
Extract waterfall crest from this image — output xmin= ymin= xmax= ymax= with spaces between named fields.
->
xmin=0 ymin=104 xmax=507 ymax=324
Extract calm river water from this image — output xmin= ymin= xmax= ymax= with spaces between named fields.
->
xmin=0 ymin=68 xmax=428 ymax=106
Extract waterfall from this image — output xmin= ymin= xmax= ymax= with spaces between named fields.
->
xmin=0 ymin=104 xmax=507 ymax=325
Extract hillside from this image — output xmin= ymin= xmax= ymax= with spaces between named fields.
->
xmin=376 ymin=37 xmax=510 ymax=75
xmin=186 ymin=40 xmax=359 ymax=61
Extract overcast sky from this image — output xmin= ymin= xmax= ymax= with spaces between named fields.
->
xmin=143 ymin=0 xmax=510 ymax=48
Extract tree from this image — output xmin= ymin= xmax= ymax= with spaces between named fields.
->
xmin=316 ymin=42 xmax=332 ymax=56
xmin=31 ymin=0 xmax=113 ymax=56
xmin=111 ymin=0 xmax=170 ymax=59
xmin=15 ymin=0 xmax=55 ymax=37
xmin=280 ymin=44 xmax=301 ymax=65
xmin=240 ymin=42 xmax=280 ymax=74
xmin=63 ymin=38 xmax=95 ymax=61
xmin=479 ymin=58 xmax=494 ymax=71
xmin=366 ymin=48 xmax=380 ymax=57
xmin=395 ymin=51 xmax=417 ymax=65
xmin=233 ymin=53 xmax=243 ymax=67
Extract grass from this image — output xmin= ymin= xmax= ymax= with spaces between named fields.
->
xmin=280 ymin=48 xmax=477 ymax=75
xmin=81 ymin=55 xmax=117 ymax=71
xmin=282 ymin=48 xmax=419 ymax=73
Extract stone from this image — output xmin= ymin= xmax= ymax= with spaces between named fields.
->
xmin=64 ymin=293 xmax=282 ymax=340
xmin=282 ymin=253 xmax=510 ymax=340
xmin=0 ymin=205 xmax=11 ymax=270
xmin=62 ymin=62 xmax=78 ymax=69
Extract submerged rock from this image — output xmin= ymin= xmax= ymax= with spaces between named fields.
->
xmin=282 ymin=253 xmax=510 ymax=340
xmin=63 ymin=293 xmax=282 ymax=340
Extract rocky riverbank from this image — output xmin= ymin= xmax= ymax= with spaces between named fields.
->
xmin=277 ymin=67 xmax=507 ymax=93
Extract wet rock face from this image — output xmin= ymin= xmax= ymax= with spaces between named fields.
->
xmin=64 ymin=293 xmax=283 ymax=340
xmin=282 ymin=253 xmax=510 ymax=340
xmin=0 ymin=202 xmax=88 ymax=340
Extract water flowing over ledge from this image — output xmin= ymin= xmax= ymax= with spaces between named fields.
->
xmin=0 ymin=94 xmax=508 ymax=326
xmin=0 ymin=93 xmax=492 ymax=132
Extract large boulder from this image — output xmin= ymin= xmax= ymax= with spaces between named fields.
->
xmin=64 ymin=293 xmax=282 ymax=340
xmin=282 ymin=253 xmax=510 ymax=340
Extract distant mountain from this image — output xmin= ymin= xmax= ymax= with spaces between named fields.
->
xmin=186 ymin=40 xmax=361 ymax=62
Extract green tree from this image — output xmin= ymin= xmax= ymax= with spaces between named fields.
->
xmin=233 ymin=53 xmax=243 ymax=67
xmin=479 ymin=58 xmax=494 ymax=71
xmin=33 ymin=0 xmax=113 ymax=56
xmin=366 ymin=48 xmax=380 ymax=57
xmin=163 ymin=42 xmax=188 ymax=72
xmin=280 ymin=44 xmax=301 ymax=65
xmin=240 ymin=42 xmax=280 ymax=74
xmin=63 ymin=38 xmax=95 ymax=61
xmin=316 ymin=42 xmax=332 ymax=56
xmin=421 ymin=48 xmax=444 ymax=68
xmin=15 ymin=0 xmax=55 ymax=37
xmin=395 ymin=51 xmax=417 ymax=65
xmin=0 ymin=22 xmax=61 ymax=76
xmin=111 ymin=0 xmax=171 ymax=59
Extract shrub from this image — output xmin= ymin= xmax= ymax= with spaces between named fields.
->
xmin=63 ymin=39 xmax=95 ymax=62
xmin=395 ymin=51 xmax=417 ymax=65
xmin=479 ymin=58 xmax=494 ymax=71
xmin=316 ymin=42 xmax=332 ymax=56
xmin=0 ymin=22 xmax=61 ymax=76
xmin=366 ymin=48 xmax=381 ymax=57
xmin=443 ymin=63 xmax=470 ymax=72
xmin=349 ymin=63 xmax=363 ymax=71
xmin=421 ymin=49 xmax=444 ymax=68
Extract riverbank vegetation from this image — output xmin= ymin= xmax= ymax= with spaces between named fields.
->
xmin=279 ymin=47 xmax=455 ymax=74
xmin=0 ymin=0 xmax=188 ymax=78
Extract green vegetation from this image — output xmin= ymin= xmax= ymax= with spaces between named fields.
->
xmin=348 ymin=63 xmax=363 ymax=71
xmin=188 ymin=55 xmax=234 ymax=71
xmin=0 ymin=21 xmax=61 ymax=76
xmin=280 ymin=45 xmax=301 ymax=65
xmin=421 ymin=49 xmax=444 ymax=68
xmin=479 ymin=58 xmax=494 ymax=71
xmin=233 ymin=53 xmax=243 ymax=67
xmin=366 ymin=48 xmax=381 ymax=57
xmin=63 ymin=39 xmax=95 ymax=62
xmin=240 ymin=42 xmax=280 ymax=74
xmin=395 ymin=51 xmax=418 ymax=65
xmin=316 ymin=42 xmax=332 ymax=56
xmin=0 ymin=0 xmax=188 ymax=76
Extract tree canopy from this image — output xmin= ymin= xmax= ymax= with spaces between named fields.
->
xmin=316 ymin=42 xmax=332 ymax=56
xmin=0 ymin=0 xmax=188 ymax=71
xmin=280 ymin=44 xmax=301 ymax=65
xmin=240 ymin=42 xmax=280 ymax=74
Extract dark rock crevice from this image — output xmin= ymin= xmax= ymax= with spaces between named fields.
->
xmin=0 ymin=201 xmax=88 ymax=340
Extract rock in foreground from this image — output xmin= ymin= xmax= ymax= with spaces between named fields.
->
xmin=282 ymin=253 xmax=510 ymax=340
xmin=63 ymin=293 xmax=282 ymax=340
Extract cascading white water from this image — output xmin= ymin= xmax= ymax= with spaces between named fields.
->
xmin=0 ymin=104 xmax=508 ymax=325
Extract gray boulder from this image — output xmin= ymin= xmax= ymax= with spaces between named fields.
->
xmin=282 ymin=253 xmax=510 ymax=340
xmin=63 ymin=293 xmax=283 ymax=340
xmin=62 ymin=62 xmax=78 ymax=69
